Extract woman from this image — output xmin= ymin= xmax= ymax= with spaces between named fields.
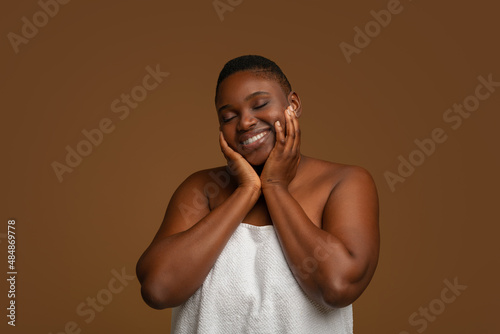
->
xmin=136 ymin=55 xmax=380 ymax=333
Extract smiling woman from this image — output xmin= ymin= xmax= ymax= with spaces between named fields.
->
xmin=136 ymin=55 xmax=380 ymax=334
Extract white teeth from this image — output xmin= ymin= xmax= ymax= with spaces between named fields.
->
xmin=242 ymin=132 xmax=266 ymax=145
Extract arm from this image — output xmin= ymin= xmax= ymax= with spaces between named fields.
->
xmin=263 ymin=166 xmax=379 ymax=308
xmin=136 ymin=171 xmax=260 ymax=310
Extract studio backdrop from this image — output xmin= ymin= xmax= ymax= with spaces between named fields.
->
xmin=2 ymin=1 xmax=499 ymax=333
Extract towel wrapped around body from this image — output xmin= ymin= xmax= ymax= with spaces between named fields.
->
xmin=171 ymin=222 xmax=353 ymax=334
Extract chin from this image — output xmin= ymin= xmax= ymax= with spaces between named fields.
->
xmin=243 ymin=148 xmax=271 ymax=166
xmin=234 ymin=132 xmax=274 ymax=166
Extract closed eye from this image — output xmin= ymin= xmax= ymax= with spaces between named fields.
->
xmin=221 ymin=102 xmax=269 ymax=123
xmin=222 ymin=116 xmax=235 ymax=123
xmin=254 ymin=102 xmax=269 ymax=110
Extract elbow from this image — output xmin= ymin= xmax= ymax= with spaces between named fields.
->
xmin=321 ymin=262 xmax=374 ymax=308
xmin=321 ymin=280 xmax=358 ymax=309
xmin=140 ymin=282 xmax=170 ymax=310
xmin=136 ymin=255 xmax=173 ymax=309
xmin=140 ymin=277 xmax=181 ymax=310
xmin=137 ymin=262 xmax=184 ymax=310
xmin=136 ymin=255 xmax=187 ymax=309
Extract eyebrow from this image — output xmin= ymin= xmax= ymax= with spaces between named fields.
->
xmin=217 ymin=91 xmax=270 ymax=114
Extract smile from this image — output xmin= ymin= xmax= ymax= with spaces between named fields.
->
xmin=242 ymin=131 xmax=268 ymax=145
xmin=239 ymin=130 xmax=271 ymax=152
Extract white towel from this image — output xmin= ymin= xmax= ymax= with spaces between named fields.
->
xmin=171 ymin=223 xmax=353 ymax=334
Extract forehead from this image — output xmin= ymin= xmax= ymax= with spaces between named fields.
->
xmin=216 ymin=71 xmax=282 ymax=106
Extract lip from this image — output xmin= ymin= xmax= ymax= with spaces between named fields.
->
xmin=239 ymin=129 xmax=270 ymax=143
xmin=238 ymin=129 xmax=271 ymax=152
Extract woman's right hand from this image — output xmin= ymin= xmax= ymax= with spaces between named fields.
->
xmin=219 ymin=131 xmax=261 ymax=194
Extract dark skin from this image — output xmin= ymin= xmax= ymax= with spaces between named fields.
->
xmin=136 ymin=70 xmax=380 ymax=310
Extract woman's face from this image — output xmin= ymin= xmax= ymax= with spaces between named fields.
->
xmin=216 ymin=71 xmax=297 ymax=166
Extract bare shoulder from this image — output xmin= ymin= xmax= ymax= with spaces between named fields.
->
xmin=180 ymin=166 xmax=230 ymax=188
xmin=301 ymin=156 xmax=376 ymax=192
xmin=156 ymin=166 xmax=231 ymax=237
xmin=312 ymin=157 xmax=379 ymax=253
xmin=187 ymin=166 xmax=235 ymax=192
xmin=179 ymin=166 xmax=236 ymax=208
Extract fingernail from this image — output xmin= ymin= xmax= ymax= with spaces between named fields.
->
xmin=287 ymin=109 xmax=292 ymax=116
xmin=276 ymin=120 xmax=281 ymax=127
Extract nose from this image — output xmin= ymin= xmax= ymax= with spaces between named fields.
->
xmin=237 ymin=110 xmax=257 ymax=131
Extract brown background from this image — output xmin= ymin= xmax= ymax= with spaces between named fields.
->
xmin=2 ymin=0 xmax=499 ymax=333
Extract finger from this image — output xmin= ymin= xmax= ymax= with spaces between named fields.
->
xmin=219 ymin=132 xmax=243 ymax=174
xmin=275 ymin=119 xmax=285 ymax=147
xmin=291 ymin=110 xmax=301 ymax=153
xmin=219 ymin=131 xmax=228 ymax=154
xmin=219 ymin=131 xmax=237 ymax=160
xmin=284 ymin=107 xmax=295 ymax=152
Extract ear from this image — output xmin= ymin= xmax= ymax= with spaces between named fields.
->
xmin=287 ymin=91 xmax=302 ymax=118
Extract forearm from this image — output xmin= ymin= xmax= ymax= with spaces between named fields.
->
xmin=263 ymin=185 xmax=364 ymax=308
xmin=137 ymin=186 xmax=260 ymax=309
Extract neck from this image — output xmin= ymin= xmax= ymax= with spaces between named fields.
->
xmin=252 ymin=163 xmax=264 ymax=176
xmin=252 ymin=154 xmax=306 ymax=177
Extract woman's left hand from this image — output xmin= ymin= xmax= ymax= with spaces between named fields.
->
xmin=260 ymin=106 xmax=301 ymax=190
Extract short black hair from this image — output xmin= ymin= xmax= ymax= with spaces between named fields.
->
xmin=215 ymin=55 xmax=292 ymax=103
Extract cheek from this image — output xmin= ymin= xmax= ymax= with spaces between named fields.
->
xmin=274 ymin=115 xmax=288 ymax=134
xmin=221 ymin=128 xmax=237 ymax=147
xmin=268 ymin=108 xmax=286 ymax=127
